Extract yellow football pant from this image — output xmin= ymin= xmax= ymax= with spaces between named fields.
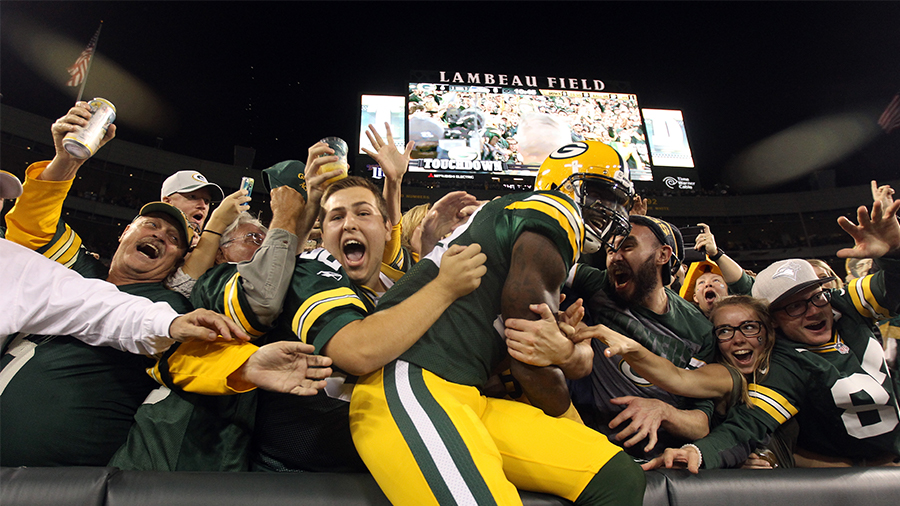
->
xmin=350 ymin=360 xmax=624 ymax=506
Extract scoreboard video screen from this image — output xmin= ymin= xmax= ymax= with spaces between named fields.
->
xmin=407 ymin=78 xmax=652 ymax=181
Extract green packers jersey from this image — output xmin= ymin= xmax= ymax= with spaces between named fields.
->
xmin=697 ymin=258 xmax=900 ymax=468
xmin=255 ymin=248 xmax=376 ymax=472
xmin=191 ymin=263 xmax=271 ymax=340
xmin=0 ymin=220 xmax=191 ymax=466
xmin=377 ymin=190 xmax=584 ymax=388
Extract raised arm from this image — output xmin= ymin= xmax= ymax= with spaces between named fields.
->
xmin=837 ymin=182 xmax=900 ymax=259
xmin=181 ymin=189 xmax=251 ymax=279
xmin=38 ymin=102 xmax=116 ymax=182
xmin=695 ymin=223 xmax=744 ymax=284
xmin=322 ymin=243 xmax=487 ymax=376
xmin=362 ymin=122 xmax=413 ymax=228
xmin=577 ymin=324 xmax=734 ymax=399
xmin=501 ymin=231 xmax=592 ymax=417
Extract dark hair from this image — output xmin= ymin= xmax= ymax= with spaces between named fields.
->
xmin=319 ymin=176 xmax=390 ymax=225
xmin=708 ymin=295 xmax=776 ymax=408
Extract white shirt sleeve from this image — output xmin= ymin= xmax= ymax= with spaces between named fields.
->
xmin=1 ymin=239 xmax=179 ymax=355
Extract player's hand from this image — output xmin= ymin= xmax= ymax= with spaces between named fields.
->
xmin=207 ymin=189 xmax=252 ymax=233
xmin=241 ymin=341 xmax=333 ymax=396
xmin=836 ymin=190 xmax=900 ymax=259
xmin=168 ymin=308 xmax=251 ymax=342
xmin=361 ymin=122 xmax=413 ymax=182
xmin=419 ymin=191 xmax=479 ymax=256
xmin=436 ymin=243 xmax=487 ymax=299
xmin=609 ymin=396 xmax=670 ymax=453
xmin=641 ymin=446 xmax=701 ymax=474
xmin=695 ymin=223 xmax=719 ymax=257
xmin=504 ymin=303 xmax=575 ymax=367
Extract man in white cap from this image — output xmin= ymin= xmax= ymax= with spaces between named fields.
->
xmin=645 ymin=184 xmax=900 ymax=472
xmin=160 ymin=170 xmax=225 ymax=234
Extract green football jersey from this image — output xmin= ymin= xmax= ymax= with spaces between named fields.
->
xmin=697 ymin=258 xmax=900 ymax=468
xmin=377 ymin=190 xmax=584 ymax=388
xmin=0 ymin=219 xmax=190 ymax=466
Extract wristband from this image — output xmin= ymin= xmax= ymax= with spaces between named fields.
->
xmin=709 ymin=248 xmax=725 ymax=262
xmin=681 ymin=443 xmax=703 ymax=468
xmin=203 ymin=229 xmax=223 ymax=237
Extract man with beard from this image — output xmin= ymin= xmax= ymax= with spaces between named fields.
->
xmin=566 ymin=215 xmax=718 ymax=461
xmin=679 ymin=223 xmax=753 ymax=316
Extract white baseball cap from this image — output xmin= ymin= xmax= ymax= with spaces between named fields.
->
xmin=1 ymin=170 xmax=23 ymax=199
xmin=751 ymin=258 xmax=836 ymax=307
xmin=160 ymin=171 xmax=224 ymax=201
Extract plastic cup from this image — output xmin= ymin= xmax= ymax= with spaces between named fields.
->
xmin=319 ymin=136 xmax=349 ymax=185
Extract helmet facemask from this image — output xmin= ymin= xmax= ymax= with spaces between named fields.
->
xmin=569 ymin=176 xmax=634 ymax=254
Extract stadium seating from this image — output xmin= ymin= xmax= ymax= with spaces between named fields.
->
xmin=3 ymin=466 xmax=899 ymax=506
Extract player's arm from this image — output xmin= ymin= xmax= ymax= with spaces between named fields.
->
xmin=502 ymin=230 xmax=592 ymax=417
xmin=577 ymin=324 xmax=734 ymax=399
xmin=322 ymin=243 xmax=487 ymax=376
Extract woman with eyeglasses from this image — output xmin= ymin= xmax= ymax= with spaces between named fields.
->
xmin=585 ymin=295 xmax=783 ymax=465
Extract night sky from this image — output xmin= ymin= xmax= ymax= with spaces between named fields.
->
xmin=2 ymin=1 xmax=899 ymax=193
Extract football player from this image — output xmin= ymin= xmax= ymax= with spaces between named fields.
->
xmin=350 ymin=141 xmax=646 ymax=505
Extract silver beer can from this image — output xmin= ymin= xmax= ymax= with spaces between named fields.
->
xmin=63 ymin=98 xmax=117 ymax=159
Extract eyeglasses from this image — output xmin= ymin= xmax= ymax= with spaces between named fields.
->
xmin=773 ymin=290 xmax=831 ymax=318
xmin=713 ymin=320 xmax=763 ymax=342
xmin=222 ymin=232 xmax=265 ymax=247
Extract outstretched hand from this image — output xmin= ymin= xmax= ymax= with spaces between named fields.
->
xmin=207 ymin=189 xmax=252 ymax=232
xmin=609 ymin=396 xmax=672 ymax=453
xmin=168 ymin=308 xmax=251 ymax=342
xmin=419 ymin=191 xmax=480 ymax=256
xmin=436 ymin=243 xmax=487 ymax=300
xmin=641 ymin=446 xmax=701 ymax=474
xmin=361 ymin=122 xmax=414 ymax=182
xmin=241 ymin=341 xmax=333 ymax=396
xmin=836 ymin=183 xmax=900 ymax=259
xmin=504 ymin=303 xmax=575 ymax=367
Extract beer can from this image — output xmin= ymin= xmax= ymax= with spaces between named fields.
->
xmin=63 ymin=98 xmax=117 ymax=159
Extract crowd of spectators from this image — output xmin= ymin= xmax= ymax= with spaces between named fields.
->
xmin=2 ymin=102 xmax=899 ymax=505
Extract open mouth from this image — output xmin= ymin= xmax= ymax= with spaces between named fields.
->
xmin=732 ymin=349 xmax=754 ymax=366
xmin=192 ymin=213 xmax=204 ymax=223
xmin=343 ymin=240 xmax=366 ymax=264
xmin=137 ymin=241 xmax=161 ymax=259
xmin=704 ymin=288 xmax=718 ymax=304
xmin=805 ymin=320 xmax=827 ymax=332
xmin=610 ymin=265 xmax=632 ymax=289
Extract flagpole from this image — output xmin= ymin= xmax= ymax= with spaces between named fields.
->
xmin=76 ymin=21 xmax=103 ymax=102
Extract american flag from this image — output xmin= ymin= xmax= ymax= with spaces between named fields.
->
xmin=877 ymin=92 xmax=900 ymax=135
xmin=66 ymin=24 xmax=101 ymax=87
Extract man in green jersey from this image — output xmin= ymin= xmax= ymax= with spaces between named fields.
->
xmin=1 ymin=102 xmax=196 ymax=466
xmin=646 ymin=188 xmax=900 ymax=471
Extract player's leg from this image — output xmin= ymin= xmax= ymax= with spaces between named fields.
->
xmin=482 ymin=397 xmax=645 ymax=506
xmin=350 ymin=360 xmax=521 ymax=506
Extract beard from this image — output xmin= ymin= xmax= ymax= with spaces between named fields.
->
xmin=612 ymin=254 xmax=660 ymax=307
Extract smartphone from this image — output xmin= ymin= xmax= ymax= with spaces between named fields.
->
xmin=240 ymin=177 xmax=254 ymax=207
xmin=679 ymin=225 xmax=706 ymax=263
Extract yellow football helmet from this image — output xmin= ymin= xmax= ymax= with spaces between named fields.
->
xmin=535 ymin=141 xmax=635 ymax=253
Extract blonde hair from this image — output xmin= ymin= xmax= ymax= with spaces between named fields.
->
xmin=806 ymin=258 xmax=843 ymax=290
xmin=708 ymin=295 xmax=776 ymax=408
xmin=400 ymin=203 xmax=431 ymax=252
